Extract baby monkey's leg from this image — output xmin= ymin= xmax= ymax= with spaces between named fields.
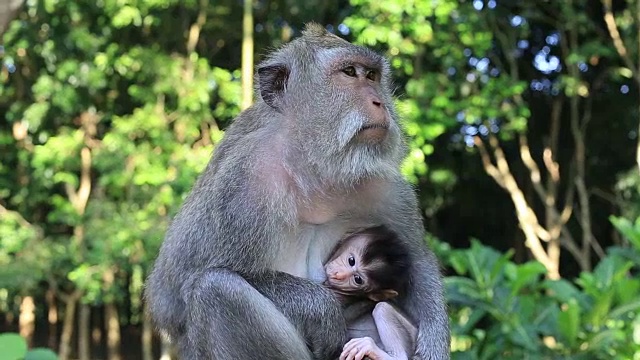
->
xmin=372 ymin=302 xmax=417 ymax=360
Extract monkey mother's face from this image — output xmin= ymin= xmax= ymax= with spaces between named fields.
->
xmin=306 ymin=47 xmax=402 ymax=156
xmin=257 ymin=27 xmax=405 ymax=177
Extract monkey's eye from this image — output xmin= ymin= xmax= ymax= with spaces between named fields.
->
xmin=348 ymin=255 xmax=355 ymax=266
xmin=366 ymin=70 xmax=377 ymax=81
xmin=342 ymin=66 xmax=357 ymax=77
xmin=354 ymin=274 xmax=363 ymax=285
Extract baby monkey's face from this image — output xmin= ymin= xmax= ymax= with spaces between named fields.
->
xmin=324 ymin=235 xmax=373 ymax=294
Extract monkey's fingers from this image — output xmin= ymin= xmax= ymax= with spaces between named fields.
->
xmin=340 ymin=340 xmax=357 ymax=360
xmin=342 ymin=337 xmax=367 ymax=352
xmin=339 ymin=348 xmax=348 ymax=360
xmin=342 ymin=338 xmax=358 ymax=351
xmin=353 ymin=348 xmax=369 ymax=360
xmin=341 ymin=347 xmax=366 ymax=360
xmin=341 ymin=339 xmax=363 ymax=360
xmin=340 ymin=348 xmax=355 ymax=360
xmin=342 ymin=338 xmax=379 ymax=360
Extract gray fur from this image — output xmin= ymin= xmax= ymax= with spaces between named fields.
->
xmin=144 ymin=22 xmax=449 ymax=360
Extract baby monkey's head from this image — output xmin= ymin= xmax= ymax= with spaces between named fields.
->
xmin=324 ymin=225 xmax=411 ymax=301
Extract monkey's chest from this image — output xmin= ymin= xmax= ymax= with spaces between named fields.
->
xmin=273 ymin=221 xmax=344 ymax=279
xmin=274 ymin=189 xmax=384 ymax=280
xmin=297 ymin=195 xmax=344 ymax=225
xmin=274 ymin=216 xmax=376 ymax=282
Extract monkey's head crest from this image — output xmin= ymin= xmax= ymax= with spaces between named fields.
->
xmin=301 ymin=22 xmax=348 ymax=45
xmin=302 ymin=22 xmax=330 ymax=37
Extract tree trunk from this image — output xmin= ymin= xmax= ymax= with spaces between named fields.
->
xmin=601 ymin=0 xmax=640 ymax=173
xmin=105 ymin=302 xmax=122 ymax=360
xmin=637 ymin=86 xmax=640 ymax=174
xmin=240 ymin=0 xmax=254 ymax=110
xmin=78 ymin=303 xmax=91 ymax=360
xmin=0 ymin=0 xmax=24 ymax=34
xmin=142 ymin=302 xmax=153 ymax=360
xmin=65 ymin=140 xmax=92 ymax=360
xmin=92 ymin=307 xmax=102 ymax=348
xmin=101 ymin=267 xmax=122 ymax=360
xmin=636 ymin=0 xmax=640 ymax=174
xmin=19 ymin=295 xmax=35 ymax=347
xmin=46 ymin=288 xmax=58 ymax=350
xmin=59 ymin=291 xmax=81 ymax=360
xmin=160 ymin=336 xmax=174 ymax=360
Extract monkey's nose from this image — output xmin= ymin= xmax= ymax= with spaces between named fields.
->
xmin=372 ymin=99 xmax=382 ymax=107
xmin=331 ymin=271 xmax=349 ymax=281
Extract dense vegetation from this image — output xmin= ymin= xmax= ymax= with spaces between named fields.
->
xmin=1 ymin=0 xmax=639 ymax=359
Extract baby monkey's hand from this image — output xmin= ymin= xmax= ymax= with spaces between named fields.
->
xmin=340 ymin=337 xmax=396 ymax=360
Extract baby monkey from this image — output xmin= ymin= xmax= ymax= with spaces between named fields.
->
xmin=324 ymin=226 xmax=417 ymax=360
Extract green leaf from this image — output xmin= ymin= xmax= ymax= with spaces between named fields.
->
xmin=608 ymin=298 xmax=640 ymax=319
xmin=0 ymin=333 xmax=28 ymax=360
xmin=591 ymin=256 xmax=633 ymax=290
xmin=610 ymin=216 xmax=640 ymax=249
xmin=25 ymin=348 xmax=59 ymax=360
xmin=558 ymin=298 xmax=581 ymax=347
xmin=544 ymin=279 xmax=588 ymax=307
xmin=614 ymin=277 xmax=640 ymax=304
xmin=507 ymin=261 xmax=547 ymax=295
xmin=506 ymin=322 xmax=539 ymax=351
xmin=112 ymin=6 xmax=143 ymax=28
xmin=445 ymin=277 xmax=483 ymax=302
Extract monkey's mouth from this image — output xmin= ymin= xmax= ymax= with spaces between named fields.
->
xmin=358 ymin=123 xmax=389 ymax=142
xmin=360 ymin=123 xmax=389 ymax=131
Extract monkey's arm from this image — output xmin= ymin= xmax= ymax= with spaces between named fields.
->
xmin=247 ymin=270 xmax=348 ymax=359
xmin=381 ymin=180 xmax=450 ymax=360
xmin=341 ymin=299 xmax=376 ymax=323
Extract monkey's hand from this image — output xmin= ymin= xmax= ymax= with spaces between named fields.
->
xmin=340 ymin=337 xmax=396 ymax=360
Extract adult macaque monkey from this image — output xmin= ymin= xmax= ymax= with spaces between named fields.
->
xmin=145 ymin=23 xmax=450 ymax=360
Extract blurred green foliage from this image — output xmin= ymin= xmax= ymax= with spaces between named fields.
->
xmin=439 ymin=216 xmax=640 ymax=359
xmin=0 ymin=333 xmax=58 ymax=360
xmin=1 ymin=0 xmax=241 ymax=305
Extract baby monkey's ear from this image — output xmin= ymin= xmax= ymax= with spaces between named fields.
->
xmin=367 ymin=289 xmax=398 ymax=302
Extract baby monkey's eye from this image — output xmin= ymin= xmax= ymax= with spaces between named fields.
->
xmin=348 ymin=255 xmax=355 ymax=266
xmin=342 ymin=66 xmax=357 ymax=77
xmin=354 ymin=274 xmax=363 ymax=285
xmin=365 ymin=70 xmax=377 ymax=81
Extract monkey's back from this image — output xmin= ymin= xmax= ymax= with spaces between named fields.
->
xmin=144 ymin=103 xmax=289 ymax=334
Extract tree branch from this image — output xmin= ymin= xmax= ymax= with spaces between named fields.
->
xmin=474 ymin=136 xmax=505 ymax=188
xmin=0 ymin=0 xmax=24 ymax=35
xmin=76 ymin=147 xmax=92 ymax=214
xmin=241 ymin=0 xmax=254 ymax=110
xmin=476 ymin=135 xmax=558 ymax=278
xmin=186 ymin=0 xmax=208 ymax=54
xmin=519 ymin=134 xmax=548 ymax=202
xmin=564 ymin=24 xmax=597 ymax=270
xmin=0 ymin=204 xmax=41 ymax=235
xmin=601 ymin=0 xmax=640 ymax=82
xmin=636 ymin=0 xmax=640 ymax=174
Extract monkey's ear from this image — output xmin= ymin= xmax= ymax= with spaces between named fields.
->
xmin=258 ymin=63 xmax=290 ymax=110
xmin=368 ymin=289 xmax=398 ymax=302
